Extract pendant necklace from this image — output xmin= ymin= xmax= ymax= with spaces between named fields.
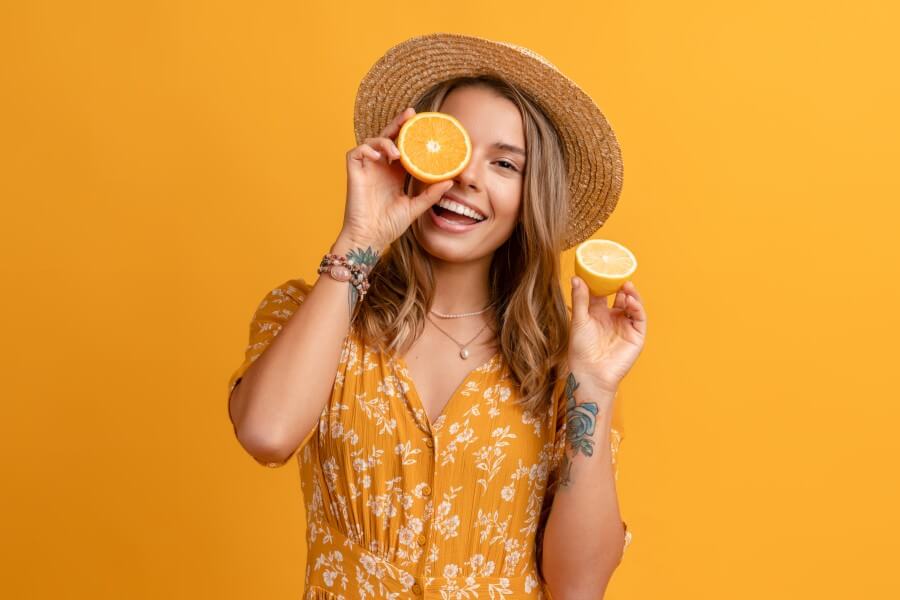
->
xmin=425 ymin=312 xmax=491 ymax=360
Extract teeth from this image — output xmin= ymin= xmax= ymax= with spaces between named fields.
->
xmin=437 ymin=198 xmax=486 ymax=221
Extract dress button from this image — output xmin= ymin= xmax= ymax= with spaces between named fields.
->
xmin=422 ymin=484 xmax=432 ymax=497
xmin=412 ymin=582 xmax=423 ymax=595
xmin=424 ymin=438 xmax=434 ymax=448
xmin=417 ymin=533 xmax=426 ymax=546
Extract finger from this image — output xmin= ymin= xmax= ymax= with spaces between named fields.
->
xmin=348 ymin=144 xmax=383 ymax=166
xmin=627 ymin=295 xmax=647 ymax=334
xmin=613 ymin=286 xmax=627 ymax=310
xmin=380 ymin=107 xmax=416 ymax=139
xmin=409 ymin=180 xmax=453 ymax=218
xmin=623 ymin=295 xmax=646 ymax=323
xmin=623 ymin=280 xmax=642 ymax=303
xmin=570 ymin=276 xmax=590 ymax=325
xmin=364 ymin=137 xmax=402 ymax=163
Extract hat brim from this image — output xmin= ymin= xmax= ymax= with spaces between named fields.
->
xmin=354 ymin=32 xmax=623 ymax=250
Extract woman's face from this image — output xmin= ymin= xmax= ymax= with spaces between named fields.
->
xmin=410 ymin=85 xmax=525 ymax=263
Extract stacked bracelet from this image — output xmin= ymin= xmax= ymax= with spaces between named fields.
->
xmin=317 ymin=253 xmax=371 ymax=300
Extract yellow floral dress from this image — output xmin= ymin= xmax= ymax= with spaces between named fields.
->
xmin=228 ymin=278 xmax=632 ymax=599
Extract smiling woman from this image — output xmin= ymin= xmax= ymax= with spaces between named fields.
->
xmin=228 ymin=32 xmax=637 ymax=600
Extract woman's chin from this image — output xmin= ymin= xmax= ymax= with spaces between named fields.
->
xmin=413 ymin=222 xmax=474 ymax=261
xmin=418 ymin=238 xmax=470 ymax=262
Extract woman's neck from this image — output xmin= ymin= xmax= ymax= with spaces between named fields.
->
xmin=429 ymin=253 xmax=493 ymax=313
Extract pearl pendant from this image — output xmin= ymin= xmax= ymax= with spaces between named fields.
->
xmin=460 ymin=348 xmax=470 ymax=359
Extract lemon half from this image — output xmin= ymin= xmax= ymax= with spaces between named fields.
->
xmin=574 ymin=239 xmax=638 ymax=297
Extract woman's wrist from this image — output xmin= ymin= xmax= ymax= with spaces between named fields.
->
xmin=331 ymin=233 xmax=385 ymax=259
xmin=565 ymin=361 xmax=621 ymax=399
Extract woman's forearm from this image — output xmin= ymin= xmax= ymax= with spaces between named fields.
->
xmin=541 ymin=371 xmax=625 ymax=599
xmin=229 ymin=235 xmax=380 ymax=466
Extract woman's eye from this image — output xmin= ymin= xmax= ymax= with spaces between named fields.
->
xmin=496 ymin=160 xmax=518 ymax=171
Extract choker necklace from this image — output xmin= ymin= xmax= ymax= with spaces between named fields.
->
xmin=429 ymin=304 xmax=491 ymax=319
xmin=425 ymin=313 xmax=491 ymax=360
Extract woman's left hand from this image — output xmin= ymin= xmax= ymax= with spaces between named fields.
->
xmin=567 ymin=277 xmax=648 ymax=394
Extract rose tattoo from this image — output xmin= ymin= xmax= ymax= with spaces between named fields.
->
xmin=558 ymin=372 xmax=600 ymax=488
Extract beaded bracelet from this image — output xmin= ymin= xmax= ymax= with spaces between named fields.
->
xmin=317 ymin=252 xmax=371 ymax=300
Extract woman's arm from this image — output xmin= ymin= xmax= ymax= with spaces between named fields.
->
xmin=541 ymin=371 xmax=625 ymax=599
xmin=230 ymin=107 xmax=455 ymax=468
xmin=228 ymin=235 xmax=379 ymax=466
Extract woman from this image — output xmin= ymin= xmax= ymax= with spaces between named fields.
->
xmin=227 ymin=33 xmax=647 ymax=599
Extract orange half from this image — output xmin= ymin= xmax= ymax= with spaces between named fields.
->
xmin=397 ymin=112 xmax=472 ymax=183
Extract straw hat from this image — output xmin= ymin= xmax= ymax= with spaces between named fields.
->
xmin=353 ymin=32 xmax=624 ymax=250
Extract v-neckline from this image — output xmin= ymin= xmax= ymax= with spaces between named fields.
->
xmin=391 ymin=348 xmax=503 ymax=430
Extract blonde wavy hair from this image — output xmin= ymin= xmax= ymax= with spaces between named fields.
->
xmin=353 ymin=74 xmax=572 ymax=417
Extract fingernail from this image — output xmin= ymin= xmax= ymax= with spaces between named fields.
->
xmin=571 ymin=276 xmax=578 ymax=287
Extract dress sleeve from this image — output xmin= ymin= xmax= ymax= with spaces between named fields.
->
xmin=549 ymin=377 xmax=633 ymax=554
xmin=226 ymin=277 xmax=314 ymax=403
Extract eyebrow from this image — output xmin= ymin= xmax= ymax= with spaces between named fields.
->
xmin=492 ymin=142 xmax=526 ymax=158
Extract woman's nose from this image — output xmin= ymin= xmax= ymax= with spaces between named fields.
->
xmin=453 ymin=156 xmax=482 ymax=191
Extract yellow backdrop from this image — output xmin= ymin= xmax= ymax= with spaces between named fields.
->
xmin=2 ymin=1 xmax=897 ymax=598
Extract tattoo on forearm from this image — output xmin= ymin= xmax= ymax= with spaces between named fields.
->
xmin=558 ymin=372 xmax=600 ymax=488
xmin=345 ymin=246 xmax=380 ymax=315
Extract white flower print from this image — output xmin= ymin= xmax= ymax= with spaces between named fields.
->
xmin=394 ymin=440 xmax=422 ymax=465
xmin=398 ymin=527 xmax=414 ymax=546
xmin=520 ymin=409 xmax=544 ymax=436
xmin=440 ymin=418 xmax=478 ymax=466
xmin=313 ymin=550 xmax=348 ymax=590
xmin=358 ymin=553 xmax=376 ymax=575
xmin=408 ymin=516 xmax=423 ymax=533
xmin=501 ymin=538 xmax=524 ymax=577
xmin=357 ymin=392 xmax=398 ymax=435
xmin=473 ymin=426 xmax=518 ymax=491
xmin=474 ymin=509 xmax=511 ymax=545
xmin=376 ymin=374 xmax=409 ymax=398
xmin=487 ymin=578 xmax=513 ymax=598
xmin=433 ymin=486 xmax=463 ymax=540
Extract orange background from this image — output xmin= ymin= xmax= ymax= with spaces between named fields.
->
xmin=2 ymin=1 xmax=898 ymax=598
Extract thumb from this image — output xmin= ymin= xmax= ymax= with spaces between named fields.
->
xmin=409 ymin=180 xmax=453 ymax=218
xmin=570 ymin=276 xmax=590 ymax=326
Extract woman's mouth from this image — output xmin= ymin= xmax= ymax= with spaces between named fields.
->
xmin=429 ymin=205 xmax=485 ymax=233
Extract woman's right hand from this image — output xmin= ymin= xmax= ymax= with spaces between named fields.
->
xmin=338 ymin=107 xmax=454 ymax=254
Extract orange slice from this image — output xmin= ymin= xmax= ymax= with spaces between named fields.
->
xmin=397 ymin=112 xmax=472 ymax=183
xmin=574 ymin=239 xmax=638 ymax=297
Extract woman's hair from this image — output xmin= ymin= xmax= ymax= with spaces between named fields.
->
xmin=353 ymin=74 xmax=572 ymax=417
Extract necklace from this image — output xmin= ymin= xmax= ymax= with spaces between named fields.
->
xmin=429 ymin=305 xmax=491 ymax=319
xmin=425 ymin=312 xmax=491 ymax=359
